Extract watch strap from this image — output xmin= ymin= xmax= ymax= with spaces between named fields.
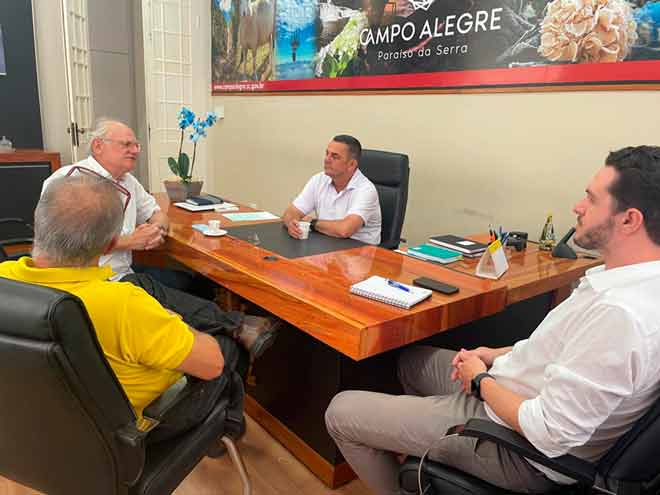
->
xmin=310 ymin=219 xmax=318 ymax=231
xmin=472 ymin=372 xmax=495 ymax=401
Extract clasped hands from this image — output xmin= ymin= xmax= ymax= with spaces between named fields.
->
xmin=451 ymin=346 xmax=494 ymax=395
xmin=131 ymin=223 xmax=168 ymax=251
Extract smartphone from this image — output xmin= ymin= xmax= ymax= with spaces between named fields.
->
xmin=413 ymin=277 xmax=459 ymax=295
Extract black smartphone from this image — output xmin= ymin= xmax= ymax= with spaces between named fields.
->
xmin=413 ymin=277 xmax=459 ymax=295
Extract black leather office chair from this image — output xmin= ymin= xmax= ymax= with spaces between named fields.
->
xmin=0 ymin=218 xmax=33 ymax=261
xmin=0 ymin=277 xmax=251 ymax=495
xmin=359 ymin=149 xmax=410 ymax=250
xmin=400 ymin=413 xmax=660 ymax=495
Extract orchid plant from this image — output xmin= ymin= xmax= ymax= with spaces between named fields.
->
xmin=168 ymin=107 xmax=218 ymax=183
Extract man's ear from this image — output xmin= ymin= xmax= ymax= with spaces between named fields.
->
xmin=103 ymin=236 xmax=118 ymax=254
xmin=621 ymin=208 xmax=644 ymax=235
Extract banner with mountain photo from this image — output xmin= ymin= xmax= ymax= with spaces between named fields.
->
xmin=211 ymin=0 xmax=660 ymax=92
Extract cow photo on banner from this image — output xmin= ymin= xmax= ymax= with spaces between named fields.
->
xmin=211 ymin=0 xmax=660 ymax=92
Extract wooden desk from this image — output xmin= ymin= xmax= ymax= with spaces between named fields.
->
xmin=151 ymin=195 xmax=600 ymax=486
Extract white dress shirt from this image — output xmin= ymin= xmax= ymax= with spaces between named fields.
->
xmin=486 ymin=261 xmax=660 ymax=483
xmin=292 ymin=169 xmax=382 ymax=245
xmin=41 ymin=156 xmax=160 ymax=280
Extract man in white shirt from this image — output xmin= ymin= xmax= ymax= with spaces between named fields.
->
xmin=43 ymin=119 xmax=168 ymax=281
xmin=43 ymin=118 xmax=280 ymax=359
xmin=282 ymin=135 xmax=382 ymax=245
xmin=325 ymin=145 xmax=660 ymax=494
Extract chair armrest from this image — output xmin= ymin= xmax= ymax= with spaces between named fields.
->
xmin=455 ymin=419 xmax=597 ymax=485
xmin=143 ymin=376 xmax=191 ymax=421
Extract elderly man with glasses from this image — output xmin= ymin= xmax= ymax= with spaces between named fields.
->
xmin=42 ymin=118 xmax=279 ymax=361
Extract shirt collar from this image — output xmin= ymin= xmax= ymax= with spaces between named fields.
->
xmin=583 ymin=260 xmax=660 ymax=292
xmin=85 ymin=155 xmax=113 ymax=179
xmin=323 ymin=169 xmax=363 ymax=193
xmin=86 ymin=155 xmax=128 ymax=184
xmin=9 ymin=257 xmax=114 ymax=284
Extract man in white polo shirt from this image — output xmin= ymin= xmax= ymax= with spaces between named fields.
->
xmin=283 ymin=135 xmax=382 ymax=245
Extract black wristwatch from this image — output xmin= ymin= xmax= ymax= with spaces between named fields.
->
xmin=471 ymin=372 xmax=495 ymax=401
xmin=310 ymin=219 xmax=318 ymax=232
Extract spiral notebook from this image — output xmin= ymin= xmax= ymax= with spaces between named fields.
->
xmin=350 ymin=276 xmax=432 ymax=309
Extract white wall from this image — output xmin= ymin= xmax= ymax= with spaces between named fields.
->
xmin=210 ymin=90 xmax=660 ymax=246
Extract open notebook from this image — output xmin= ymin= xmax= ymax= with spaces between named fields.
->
xmin=350 ymin=276 xmax=432 ymax=309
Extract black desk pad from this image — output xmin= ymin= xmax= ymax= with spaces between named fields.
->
xmin=225 ymin=221 xmax=365 ymax=259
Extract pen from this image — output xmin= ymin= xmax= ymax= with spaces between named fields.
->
xmin=387 ymin=279 xmax=410 ymax=292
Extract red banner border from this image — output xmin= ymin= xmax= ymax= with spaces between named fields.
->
xmin=212 ymin=60 xmax=660 ymax=93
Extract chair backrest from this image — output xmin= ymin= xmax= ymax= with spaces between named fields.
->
xmin=359 ymin=149 xmax=410 ymax=250
xmin=596 ymin=393 xmax=660 ymax=492
xmin=0 ymin=277 xmax=143 ymax=495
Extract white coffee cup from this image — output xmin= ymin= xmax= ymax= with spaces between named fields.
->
xmin=208 ymin=219 xmax=221 ymax=233
xmin=298 ymin=221 xmax=311 ymax=239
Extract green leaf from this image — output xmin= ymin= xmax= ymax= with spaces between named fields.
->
xmin=168 ymin=157 xmax=181 ymax=176
xmin=179 ymin=152 xmax=190 ymax=179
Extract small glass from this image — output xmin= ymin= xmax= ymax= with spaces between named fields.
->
xmin=247 ymin=232 xmax=261 ymax=245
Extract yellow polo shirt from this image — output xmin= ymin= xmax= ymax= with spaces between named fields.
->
xmin=0 ymin=257 xmax=194 ymax=417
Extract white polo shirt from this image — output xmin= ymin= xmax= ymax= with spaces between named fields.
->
xmin=41 ymin=155 xmax=160 ymax=280
xmin=486 ymin=261 xmax=660 ymax=484
xmin=292 ymin=169 xmax=381 ymax=245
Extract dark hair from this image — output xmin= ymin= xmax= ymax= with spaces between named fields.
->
xmin=332 ymin=134 xmax=362 ymax=162
xmin=606 ymin=145 xmax=660 ymax=245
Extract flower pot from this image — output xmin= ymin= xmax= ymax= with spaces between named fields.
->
xmin=163 ymin=179 xmax=204 ymax=202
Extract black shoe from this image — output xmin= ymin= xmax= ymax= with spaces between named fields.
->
xmin=236 ymin=316 xmax=282 ymax=359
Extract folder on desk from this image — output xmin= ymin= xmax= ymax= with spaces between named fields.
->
xmin=407 ymin=244 xmax=463 ymax=264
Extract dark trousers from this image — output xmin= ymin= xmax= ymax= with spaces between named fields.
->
xmin=121 ymin=271 xmax=249 ymax=443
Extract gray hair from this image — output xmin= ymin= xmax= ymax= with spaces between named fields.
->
xmin=32 ymin=175 xmax=124 ymax=266
xmin=88 ymin=117 xmax=130 ymax=153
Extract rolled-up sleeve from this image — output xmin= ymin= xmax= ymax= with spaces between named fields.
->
xmin=518 ymin=305 xmax=642 ymax=458
xmin=292 ymin=175 xmax=319 ymax=217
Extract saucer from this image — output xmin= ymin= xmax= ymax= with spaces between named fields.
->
xmin=204 ymin=229 xmax=227 ymax=237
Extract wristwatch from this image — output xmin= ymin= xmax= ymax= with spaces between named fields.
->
xmin=471 ymin=372 xmax=495 ymax=401
xmin=310 ymin=219 xmax=318 ymax=232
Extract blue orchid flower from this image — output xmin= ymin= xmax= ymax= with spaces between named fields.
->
xmin=177 ymin=107 xmax=196 ymax=130
xmin=170 ymin=107 xmax=216 ymax=183
xmin=205 ymin=112 xmax=218 ymax=127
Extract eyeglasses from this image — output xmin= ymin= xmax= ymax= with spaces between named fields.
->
xmin=101 ymin=138 xmax=142 ymax=151
xmin=65 ymin=166 xmax=131 ymax=213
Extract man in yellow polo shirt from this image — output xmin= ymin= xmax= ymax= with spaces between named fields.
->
xmin=0 ymin=175 xmax=246 ymax=446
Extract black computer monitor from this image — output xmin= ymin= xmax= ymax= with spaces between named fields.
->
xmin=0 ymin=163 xmax=52 ymax=224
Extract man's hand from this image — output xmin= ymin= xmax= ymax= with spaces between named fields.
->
xmin=287 ymin=219 xmax=303 ymax=239
xmin=451 ymin=346 xmax=500 ymax=370
xmin=453 ymin=350 xmax=487 ymax=394
xmin=129 ymin=223 xmax=165 ymax=251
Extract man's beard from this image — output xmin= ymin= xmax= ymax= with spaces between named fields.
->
xmin=574 ymin=217 xmax=615 ymax=251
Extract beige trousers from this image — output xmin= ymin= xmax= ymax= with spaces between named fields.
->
xmin=325 ymin=346 xmax=559 ymax=495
